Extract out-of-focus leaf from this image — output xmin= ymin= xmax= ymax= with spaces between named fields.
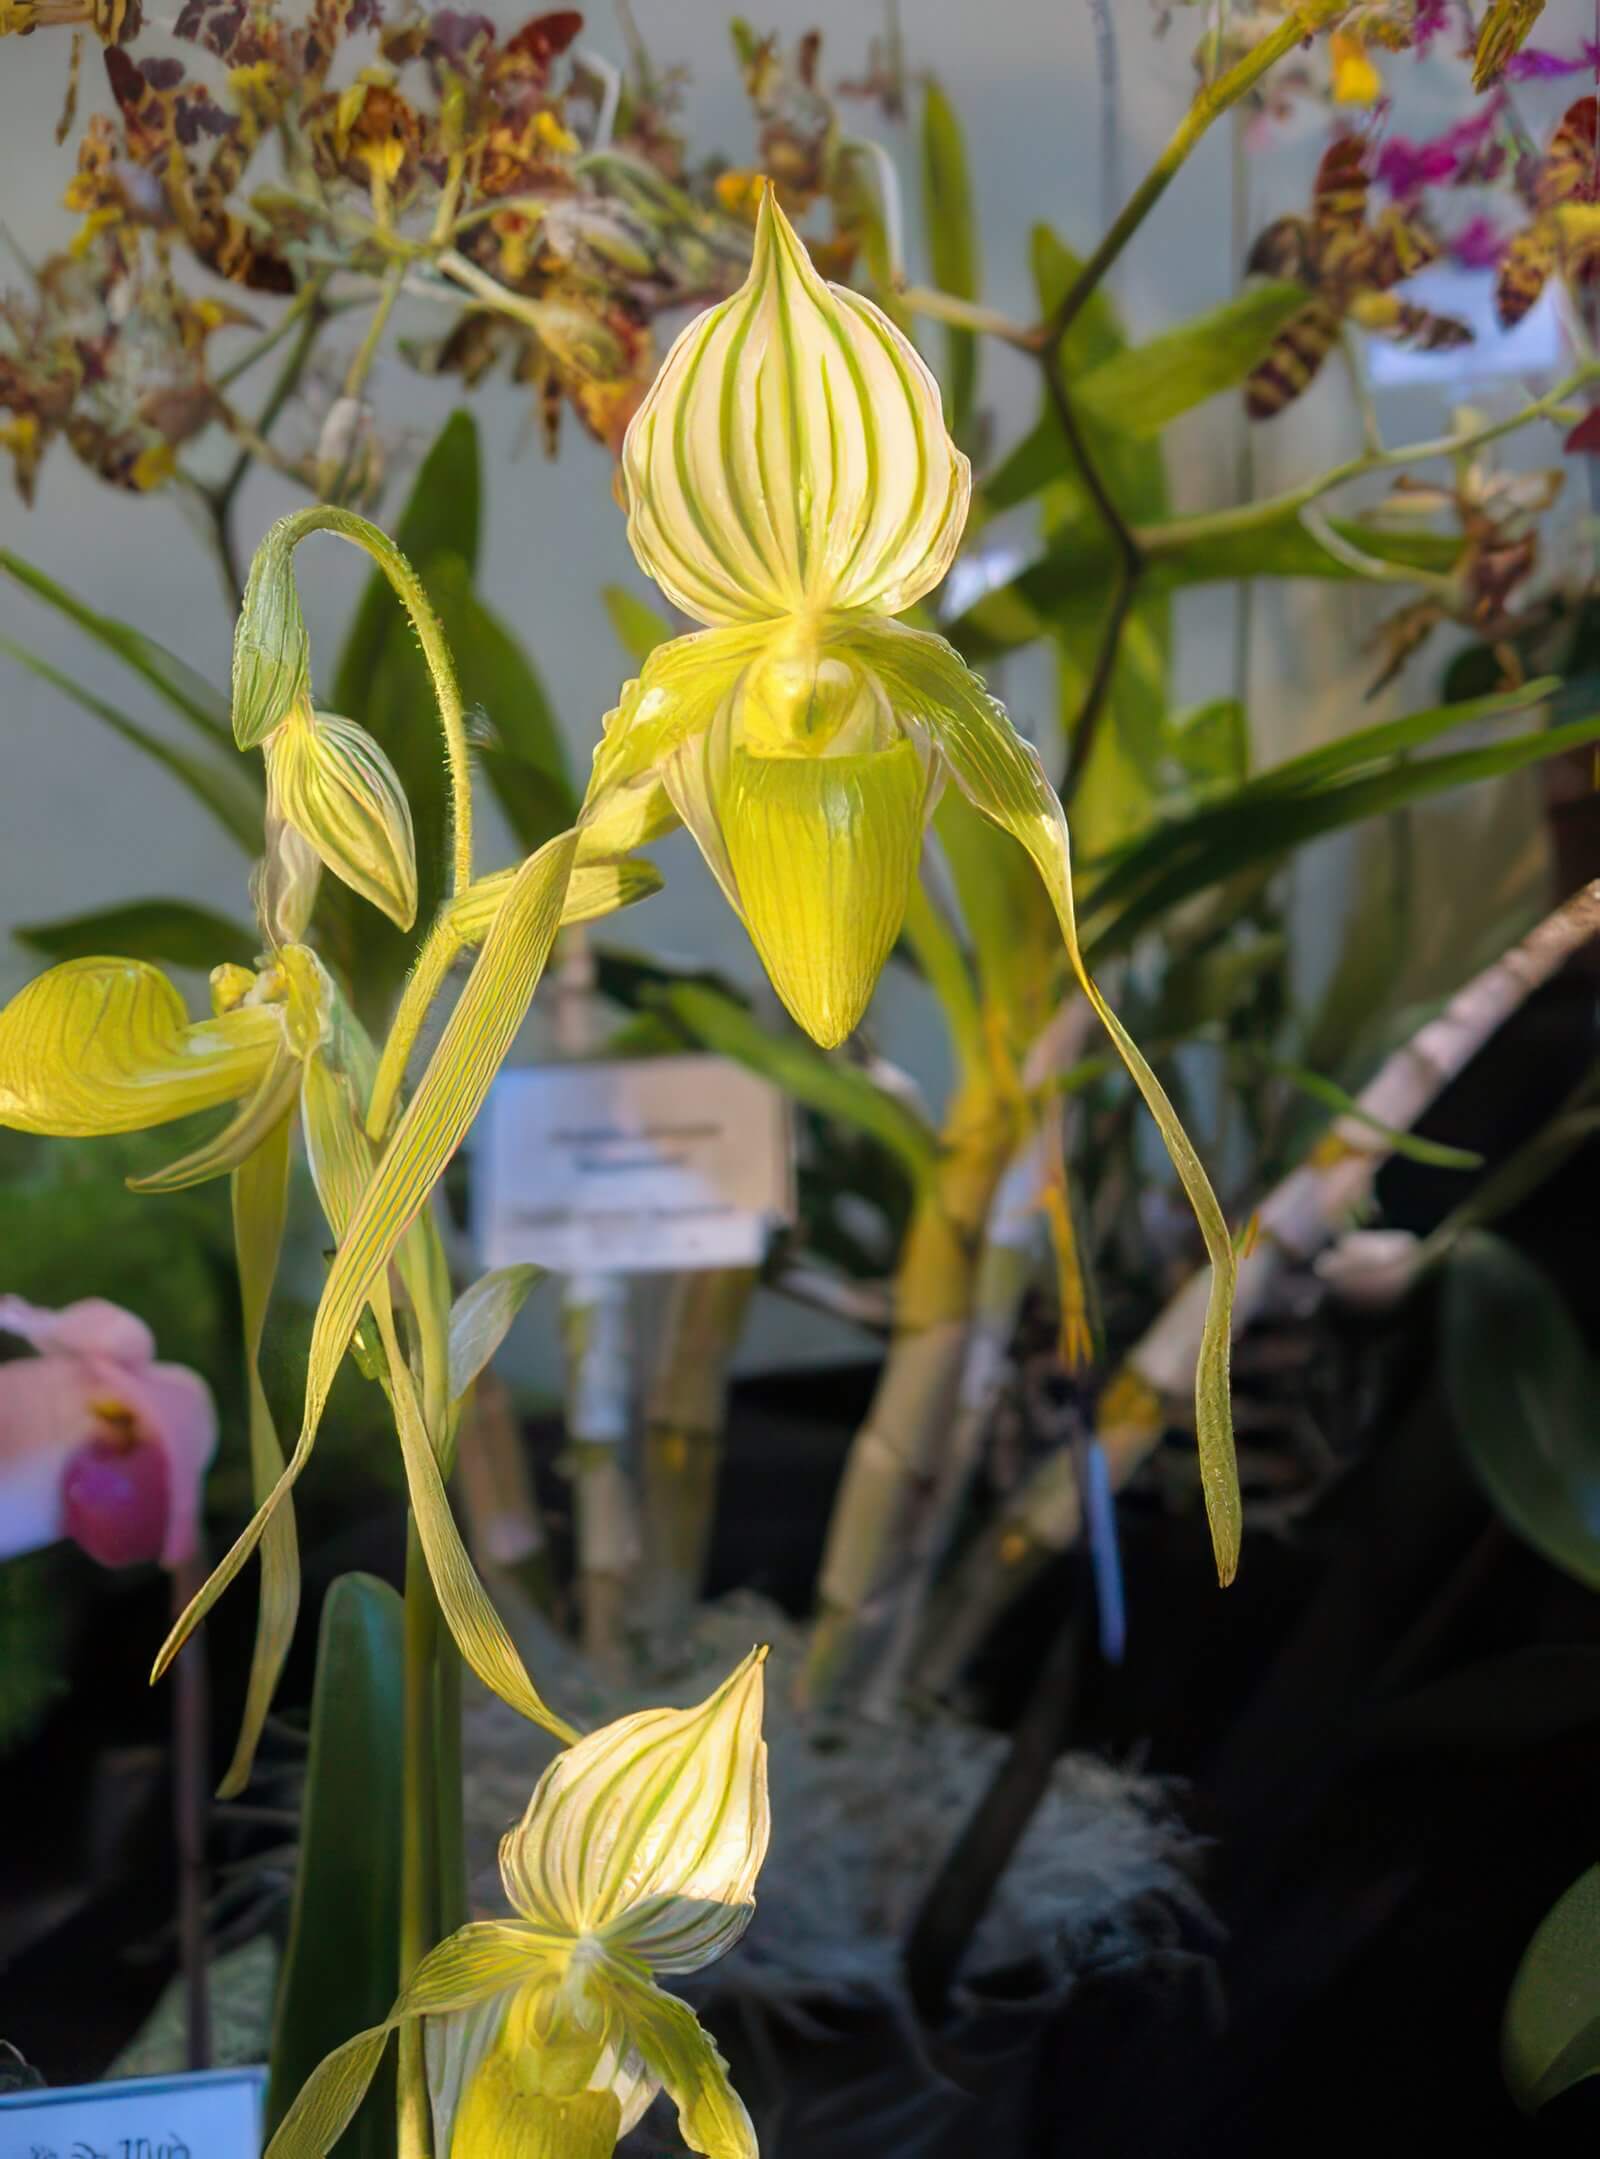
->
xmin=951 ymin=512 xmax=1461 ymax=665
xmin=1503 ymin=1863 xmax=1600 ymax=2113
xmin=921 ymin=78 xmax=979 ymax=445
xmin=653 ymin=981 xmax=938 ymax=1192
xmin=1081 ymin=681 xmax=1574 ymax=954
xmin=593 ymin=945 xmax=749 ymax=1012
xmin=1298 ymin=815 xmax=1411 ymax=1077
xmin=933 ymin=789 xmax=1058 ymax=1041
xmin=982 ymin=225 xmax=1130 ymax=514
xmin=0 ymin=551 xmax=234 ymax=748
xmin=15 ymin=899 xmax=258 ymax=972
xmin=448 ymin=1264 xmax=543 ymax=1404
xmin=1074 ymin=282 xmax=1312 ymax=439
xmin=602 ymin=585 xmax=675 ymax=664
xmin=266 ymin=1573 xmax=403 ymax=2159
xmin=1151 ymin=934 xmax=1286 ymax=1037
xmin=329 ymin=412 xmax=480 ymax=717
xmin=0 ymin=635 xmax=262 ymax=851
xmin=1445 ymin=1232 xmax=1600 ymax=1589
xmin=1165 ymin=698 xmax=1249 ymax=793
xmin=429 ymin=555 xmax=577 ymax=845
xmin=1244 ymin=1049 xmax=1483 ymax=1169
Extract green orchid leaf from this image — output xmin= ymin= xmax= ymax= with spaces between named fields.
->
xmin=1073 ymin=282 xmax=1312 ymax=439
xmin=448 ymin=1264 xmax=544 ymax=1405
xmin=603 ymin=584 xmax=676 ymax=664
xmin=16 ymin=899 xmax=258 ymax=973
xmin=1241 ymin=1050 xmax=1483 ymax=1171
xmin=1085 ymin=704 xmax=1596 ymax=959
xmin=266 ymin=1572 xmax=404 ymax=2159
xmin=932 ymin=789 xmax=1058 ymax=1046
xmin=1165 ymin=697 xmax=1250 ymax=793
xmin=430 ymin=556 xmax=577 ymax=832
xmin=217 ymin=1116 xmax=299 ymax=1799
xmin=1149 ymin=934 xmax=1286 ymax=1038
xmin=920 ymin=77 xmax=979 ymax=446
xmin=0 ymin=636 xmax=263 ymax=852
xmin=950 ymin=514 xmax=1462 ymax=665
xmin=1445 ymin=1232 xmax=1600 ymax=1590
xmin=653 ymin=980 xmax=939 ymax=1194
xmin=329 ymin=412 xmax=481 ymax=716
xmin=1503 ymin=1865 xmax=1600 ymax=2113
xmin=0 ymin=550 xmax=234 ymax=748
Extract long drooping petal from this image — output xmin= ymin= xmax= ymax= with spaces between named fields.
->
xmin=498 ymin=1649 xmax=769 ymax=1973
xmin=216 ymin=1112 xmax=298 ymax=1798
xmin=151 ymin=831 xmax=579 ymax=1695
xmin=850 ymin=615 xmax=1243 ymax=1584
xmin=0 ymin=958 xmax=280 ymax=1137
xmin=621 ymin=187 xmax=969 ymax=625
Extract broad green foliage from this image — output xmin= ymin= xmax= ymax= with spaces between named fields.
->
xmin=1503 ymin=1864 xmax=1600 ymax=2113
xmin=920 ymin=78 xmax=980 ymax=446
xmin=1445 ymin=1232 xmax=1600 ymax=1591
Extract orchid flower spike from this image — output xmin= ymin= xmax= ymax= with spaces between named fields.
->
xmin=0 ymin=1296 xmax=215 ymax=1569
xmin=268 ymin=1649 xmax=770 ymax=2159
xmin=576 ymin=185 xmax=1243 ymax=1579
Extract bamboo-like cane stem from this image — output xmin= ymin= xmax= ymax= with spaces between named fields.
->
xmin=798 ymin=1071 xmax=1017 ymax=1708
xmin=916 ymin=882 xmax=1600 ymax=1694
xmin=554 ymin=929 xmax=640 ymax=1674
xmin=641 ymin=1267 xmax=759 ymax=1635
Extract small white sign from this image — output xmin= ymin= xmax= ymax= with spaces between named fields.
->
xmin=1365 ymin=263 xmax=1565 ymax=389
xmin=475 ymin=1055 xmax=794 ymax=1274
xmin=0 ymin=2067 xmax=266 ymax=2159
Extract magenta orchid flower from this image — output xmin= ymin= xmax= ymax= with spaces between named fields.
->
xmin=0 ymin=1296 xmax=216 ymax=1570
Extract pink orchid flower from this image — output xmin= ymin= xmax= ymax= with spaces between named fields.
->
xmin=0 ymin=1296 xmax=216 ymax=1570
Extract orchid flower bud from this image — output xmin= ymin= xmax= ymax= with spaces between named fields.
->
xmin=233 ymin=525 xmax=312 ymax=749
xmin=265 ymin=697 xmax=418 ymax=931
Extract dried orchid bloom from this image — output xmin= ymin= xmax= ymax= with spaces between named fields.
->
xmin=268 ymin=1650 xmax=770 ymax=2159
xmin=0 ymin=1295 xmax=214 ymax=1570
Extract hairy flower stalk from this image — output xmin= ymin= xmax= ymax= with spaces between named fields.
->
xmin=267 ymin=1650 xmax=770 ymax=2159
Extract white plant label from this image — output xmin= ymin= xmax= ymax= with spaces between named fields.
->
xmin=0 ymin=2068 xmax=266 ymax=2159
xmin=1365 ymin=264 xmax=1564 ymax=389
xmin=476 ymin=1054 xmax=794 ymax=1274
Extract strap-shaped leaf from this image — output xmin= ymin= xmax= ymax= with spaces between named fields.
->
xmin=15 ymin=899 xmax=259 ymax=974
xmin=0 ymin=637 xmax=262 ymax=852
xmin=448 ymin=1265 xmax=544 ymax=1405
xmin=853 ymin=615 xmax=1241 ymax=1582
xmin=0 ymin=550 xmax=235 ymax=748
xmin=216 ymin=1115 xmax=299 ymax=1798
xmin=150 ymin=832 xmax=579 ymax=1689
xmin=921 ymin=77 xmax=979 ymax=445
xmin=603 ymin=584 xmax=675 ymax=663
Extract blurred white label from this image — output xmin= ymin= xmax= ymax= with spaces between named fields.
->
xmin=0 ymin=2068 xmax=266 ymax=2159
xmin=1365 ymin=264 xmax=1564 ymax=389
xmin=476 ymin=1055 xmax=794 ymax=1274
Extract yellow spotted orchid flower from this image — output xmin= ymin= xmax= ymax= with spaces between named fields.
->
xmin=580 ymin=186 xmax=1242 ymax=1574
xmin=268 ymin=1649 xmax=769 ymax=2159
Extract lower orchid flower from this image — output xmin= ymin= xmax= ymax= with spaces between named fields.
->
xmin=0 ymin=1295 xmax=215 ymax=1569
xmin=269 ymin=1648 xmax=769 ymax=2159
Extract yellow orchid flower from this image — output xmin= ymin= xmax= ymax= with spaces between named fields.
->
xmin=268 ymin=1649 xmax=769 ymax=2159
xmin=578 ymin=185 xmax=1242 ymax=1576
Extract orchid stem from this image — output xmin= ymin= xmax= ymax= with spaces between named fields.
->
xmin=398 ymin=1521 xmax=441 ymax=2159
xmin=1038 ymin=0 xmax=1346 ymax=348
xmin=171 ymin=1556 xmax=212 ymax=2072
